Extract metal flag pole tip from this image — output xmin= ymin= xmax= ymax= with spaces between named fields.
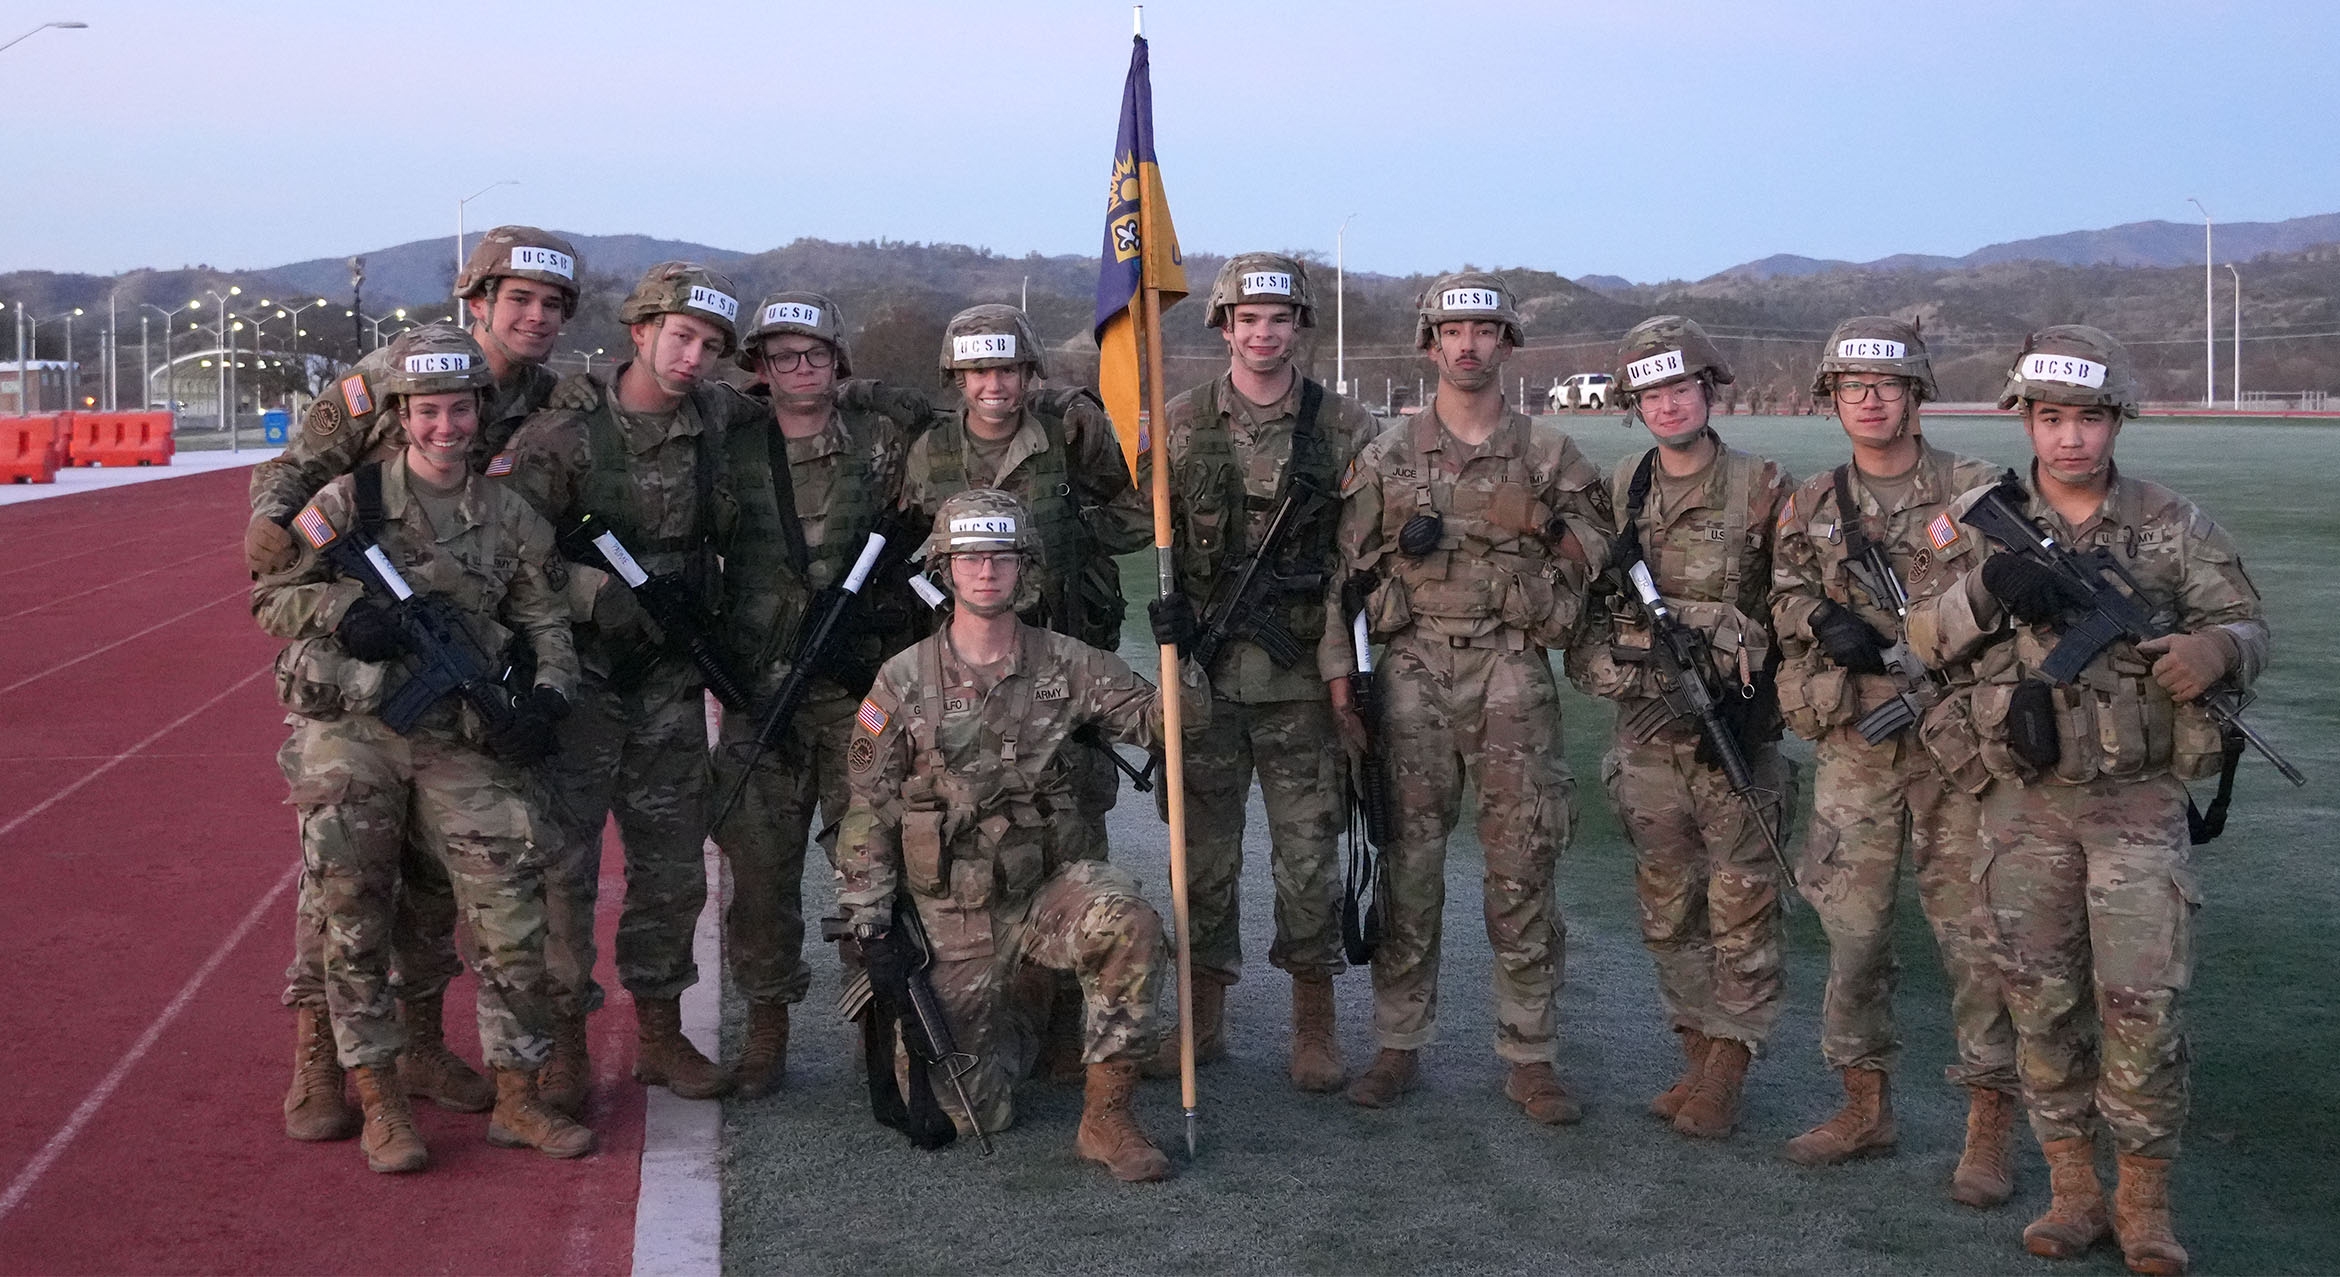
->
xmin=1185 ymin=1108 xmax=1198 ymax=1158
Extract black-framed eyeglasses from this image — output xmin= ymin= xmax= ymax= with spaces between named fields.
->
xmin=1833 ymin=377 xmax=1909 ymax=404
xmin=761 ymin=345 xmax=836 ymax=372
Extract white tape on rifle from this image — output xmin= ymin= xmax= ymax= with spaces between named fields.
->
xmin=1629 ymin=560 xmax=1662 ymax=608
xmin=592 ymin=531 xmax=651 ymax=588
xmin=842 ymin=533 xmax=885 ymax=592
xmin=363 ymin=545 xmax=416 ymax=601
xmin=1351 ymin=611 xmax=1373 ymax=675
xmin=909 ymin=574 xmax=947 ymax=609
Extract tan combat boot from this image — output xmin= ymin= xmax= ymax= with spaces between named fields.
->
xmin=732 ymin=1001 xmax=790 ymax=1100
xmin=1650 ymin=1027 xmax=1712 ymax=1121
xmin=1288 ymin=975 xmax=1345 ymax=1093
xmin=538 ymin=1014 xmax=590 ymax=1118
xmin=487 ymin=1067 xmax=597 ymax=1159
xmin=1142 ymin=973 xmax=1230 ymax=1079
xmin=2112 ymin=1153 xmax=2188 ymax=1275
xmin=1950 ymin=1087 xmax=2017 ymax=1208
xmin=2024 ymin=1135 xmax=2112 ymax=1259
xmin=1074 ymin=1059 xmax=1172 ymax=1182
xmin=283 ymin=1005 xmax=360 ymax=1142
xmin=351 ymin=1064 xmax=428 ymax=1174
xmin=1503 ymin=1062 xmax=1583 ymax=1125
xmin=633 ymin=997 xmax=731 ymax=1099
xmin=1673 ymin=1038 xmax=1751 ymax=1139
xmin=1344 ymin=1048 xmax=1419 ymax=1109
xmin=1784 ymin=1067 xmax=1897 ymax=1165
xmin=396 ymin=992 xmax=494 ymax=1113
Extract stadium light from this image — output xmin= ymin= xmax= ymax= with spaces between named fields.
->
xmin=455 ymin=180 xmax=518 ymax=330
xmin=0 ymin=21 xmax=87 ymax=56
xmin=2187 ymin=198 xmax=2213 ymax=408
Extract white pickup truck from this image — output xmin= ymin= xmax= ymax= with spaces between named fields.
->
xmin=1546 ymin=373 xmax=1614 ymax=412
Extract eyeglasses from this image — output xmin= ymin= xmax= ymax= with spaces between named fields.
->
xmin=1833 ymin=377 xmax=1909 ymax=404
xmin=760 ymin=345 xmax=836 ymax=372
xmin=953 ymin=551 xmax=1020 ymax=573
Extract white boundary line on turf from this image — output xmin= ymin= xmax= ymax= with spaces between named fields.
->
xmin=0 ymin=859 xmax=299 ymax=1224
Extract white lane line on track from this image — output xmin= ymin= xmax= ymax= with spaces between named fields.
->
xmin=0 ymin=665 xmax=268 ymax=842
xmin=0 ymin=858 xmax=299 ymax=1225
xmin=0 ymin=529 xmax=185 ymax=582
xmin=0 ymin=546 xmax=223 ymax=623
xmin=0 ymin=585 xmax=246 ymax=699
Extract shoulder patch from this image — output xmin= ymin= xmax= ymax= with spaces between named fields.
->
xmin=847 ymin=735 xmax=877 ymax=773
xmin=856 ymin=699 xmax=890 ymax=735
xmin=1927 ymin=512 xmax=1959 ymax=551
xmin=485 ymin=453 xmax=515 ymax=477
xmin=338 ymin=374 xmax=373 ymax=418
xmin=1776 ymin=493 xmax=1797 ymax=532
xmin=303 ymin=398 xmax=344 ymax=438
xmin=293 ymin=505 xmax=337 ymax=549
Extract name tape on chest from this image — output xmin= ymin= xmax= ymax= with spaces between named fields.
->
xmin=294 ymin=505 xmax=337 ymax=549
xmin=403 ymin=352 xmax=473 ymax=374
xmin=760 ymin=301 xmax=822 ymax=329
xmin=856 ymin=699 xmax=890 ymax=735
xmin=1625 ymin=349 xmax=1687 ymax=387
xmin=686 ymin=285 xmax=739 ymax=322
xmin=1240 ymin=271 xmax=1294 ymax=297
xmin=1439 ymin=287 xmax=1502 ymax=312
xmin=952 ymin=333 xmax=1017 ymax=362
xmin=510 ymin=246 xmax=575 ymax=279
xmin=1837 ymin=338 xmax=1906 ymax=360
xmin=2020 ymin=353 xmax=2106 ymax=389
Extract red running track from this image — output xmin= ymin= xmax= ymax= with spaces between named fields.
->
xmin=0 ymin=466 xmax=644 ymax=1275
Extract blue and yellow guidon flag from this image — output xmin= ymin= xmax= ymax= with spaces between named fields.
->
xmin=1093 ymin=34 xmax=1187 ymax=473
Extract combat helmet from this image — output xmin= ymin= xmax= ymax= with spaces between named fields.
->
xmin=939 ymin=305 xmax=1046 ymax=377
xmin=1614 ymin=315 xmax=1735 ymax=397
xmin=1413 ymin=270 xmax=1524 ymax=349
xmin=454 ymin=225 xmax=582 ymax=315
xmin=738 ymin=290 xmax=853 ymax=375
xmin=381 ymin=322 xmax=495 ymax=397
xmin=618 ymin=261 xmax=743 ymax=355
xmin=1811 ymin=315 xmax=1937 ymax=402
xmin=1998 ymin=325 xmax=2141 ymax=418
xmin=1205 ymin=253 xmax=1316 ymax=329
xmin=923 ymin=488 xmax=1043 ymax=612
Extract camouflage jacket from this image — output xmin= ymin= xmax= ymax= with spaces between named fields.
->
xmin=249 ymin=349 xmax=559 ymax=521
xmin=1769 ymin=443 xmax=2003 ymax=740
xmin=1139 ymin=371 xmax=1380 ymax=701
xmin=253 ymin=451 xmax=576 ymax=731
xmin=1905 ymin=463 xmax=2268 ymax=788
xmin=1330 ymin=398 xmax=1610 ymax=672
xmin=833 ymin=622 xmax=1207 ymax=951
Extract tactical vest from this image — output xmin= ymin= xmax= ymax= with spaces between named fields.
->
xmin=1378 ymin=410 xmax=1573 ymax=646
xmin=921 ymin=407 xmax=1092 ymax=639
xmin=1170 ymin=377 xmax=1337 ymax=649
xmin=727 ymin=408 xmax=892 ymax=676
xmin=577 ymin=381 xmax=719 ymax=595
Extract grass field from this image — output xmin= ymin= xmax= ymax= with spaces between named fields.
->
xmin=721 ymin=413 xmax=2338 ymax=1275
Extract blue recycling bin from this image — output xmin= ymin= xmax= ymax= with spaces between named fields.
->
xmin=262 ymin=410 xmax=291 ymax=444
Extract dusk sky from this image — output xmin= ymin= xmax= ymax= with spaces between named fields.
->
xmin=7 ymin=0 xmax=2335 ymax=281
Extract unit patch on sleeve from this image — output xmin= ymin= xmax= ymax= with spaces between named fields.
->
xmin=303 ymin=398 xmax=345 ymax=438
xmin=848 ymin=736 xmax=876 ymax=773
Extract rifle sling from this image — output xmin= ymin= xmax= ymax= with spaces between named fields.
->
xmin=768 ymin=416 xmax=812 ymax=577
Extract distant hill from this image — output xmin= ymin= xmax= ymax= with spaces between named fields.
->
xmin=1712 ymin=212 xmax=2340 ymax=280
xmin=254 ymin=233 xmax=755 ymax=310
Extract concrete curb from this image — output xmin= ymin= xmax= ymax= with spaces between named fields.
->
xmin=630 ymin=842 xmax=727 ymax=1276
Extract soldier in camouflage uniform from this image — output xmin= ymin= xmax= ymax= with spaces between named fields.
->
xmin=1905 ymin=327 xmax=2268 ymax=1275
xmin=251 ymin=228 xmax=585 ymax=1129
xmin=1329 ymin=272 xmax=1609 ymax=1123
xmin=1139 ymin=254 xmax=1379 ymax=1092
xmin=712 ymin=290 xmax=927 ymax=1097
xmin=497 ymin=261 xmax=761 ymax=1110
xmin=834 ymin=490 xmax=1204 ymax=1182
xmin=899 ymin=305 xmax=1153 ymax=864
xmin=1770 ymin=317 xmax=2018 ymax=1200
xmin=1569 ymin=315 xmax=1795 ymax=1141
xmin=255 ymin=324 xmax=593 ymax=1172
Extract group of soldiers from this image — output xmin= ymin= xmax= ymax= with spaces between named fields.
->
xmin=243 ymin=226 xmax=2267 ymax=1277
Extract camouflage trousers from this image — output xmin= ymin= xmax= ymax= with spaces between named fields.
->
xmin=1603 ymin=725 xmax=1788 ymax=1050
xmin=1064 ymin=733 xmax=1119 ymax=863
xmin=1181 ymin=694 xmax=1345 ymax=983
xmin=1981 ymin=774 xmax=2196 ymax=1159
xmin=919 ymin=860 xmax=1169 ymax=1133
xmin=540 ymin=661 xmax=713 ymax=1017
xmin=1799 ymin=726 xmax=2014 ymax=1089
xmin=277 ymin=715 xmax=557 ymax=1070
xmin=711 ymin=683 xmax=856 ymax=1007
xmin=281 ymin=827 xmax=459 ymax=1010
xmin=1373 ymin=633 xmax=1574 ymax=1065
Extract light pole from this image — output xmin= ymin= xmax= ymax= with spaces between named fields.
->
xmin=0 ymin=19 xmax=87 ymax=55
xmin=2187 ymin=198 xmax=2213 ymax=408
xmin=139 ymin=313 xmax=149 ymax=412
xmin=105 ymin=291 xmax=120 ymax=410
xmin=269 ymin=297 xmax=329 ymax=397
xmin=1335 ymin=214 xmax=1354 ymax=395
xmin=41 ymin=309 xmax=83 ymax=409
xmin=200 ymin=285 xmax=242 ymax=444
xmin=143 ymin=301 xmax=194 ymax=422
xmin=362 ymin=308 xmax=411 ymax=350
xmin=571 ymin=346 xmax=605 ymax=374
xmin=2226 ymin=264 xmax=2241 ymax=409
xmin=455 ymin=180 xmax=518 ymax=330
xmin=6 ymin=301 xmax=21 ymax=415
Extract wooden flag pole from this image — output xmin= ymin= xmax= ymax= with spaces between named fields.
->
xmin=1141 ymin=278 xmax=1197 ymax=1157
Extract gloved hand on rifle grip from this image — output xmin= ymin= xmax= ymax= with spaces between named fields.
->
xmin=1340 ymin=570 xmax=1377 ymax=620
xmin=335 ymin=598 xmax=408 ymax=663
xmin=246 ymin=513 xmax=297 ymax=576
xmin=1811 ymin=599 xmax=1889 ymax=674
xmin=486 ymin=686 xmax=569 ymax=765
xmin=1147 ymin=593 xmax=1199 ymax=652
xmin=1981 ymin=554 xmax=2074 ymax=625
xmin=636 ymin=573 xmax=695 ymax=625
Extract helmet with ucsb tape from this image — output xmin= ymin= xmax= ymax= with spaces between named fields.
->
xmin=738 ymin=290 xmax=853 ymax=375
xmin=938 ymin=304 xmax=1046 ymax=377
xmin=618 ymin=261 xmax=743 ymax=355
xmin=1413 ymin=270 xmax=1524 ymax=349
xmin=1811 ymin=314 xmax=1936 ymax=402
xmin=380 ymin=322 xmax=495 ymax=397
xmin=1998 ymin=324 xmax=2140 ymax=418
xmin=1205 ymin=253 xmax=1315 ymax=329
xmin=1614 ymin=314 xmax=1735 ymax=397
xmin=923 ymin=487 xmax=1042 ymax=612
xmin=454 ymin=225 xmax=582 ymax=315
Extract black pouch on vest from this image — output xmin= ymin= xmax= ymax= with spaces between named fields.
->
xmin=2007 ymin=680 xmax=2061 ymax=770
xmin=1398 ymin=513 xmax=1444 ymax=558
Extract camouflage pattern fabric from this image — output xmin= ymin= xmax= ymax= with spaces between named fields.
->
xmin=713 ymin=685 xmax=858 ymax=1005
xmin=1180 ymin=696 xmax=1343 ymax=982
xmin=282 ymin=835 xmax=459 ymax=1010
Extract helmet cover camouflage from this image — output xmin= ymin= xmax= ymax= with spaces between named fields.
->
xmin=1413 ymin=270 xmax=1524 ymax=349
xmin=1811 ymin=315 xmax=1937 ymax=402
xmin=380 ymin=322 xmax=496 ymax=397
xmin=617 ymin=261 xmax=743 ymax=355
xmin=1614 ymin=314 xmax=1735 ymax=396
xmin=938 ymin=304 xmax=1046 ymax=376
xmin=923 ymin=487 xmax=1044 ymax=611
xmin=1205 ymin=253 xmax=1316 ymax=329
xmin=1998 ymin=324 xmax=2141 ymax=417
xmin=454 ymin=225 xmax=582 ymax=315
xmin=738 ymin=290 xmax=853 ymax=376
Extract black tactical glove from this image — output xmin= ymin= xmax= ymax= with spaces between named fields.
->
xmin=635 ymin=572 xmax=695 ymax=625
xmin=1148 ymin=593 xmax=1200 ymax=651
xmin=486 ymin=686 xmax=570 ymax=766
xmin=1341 ymin=570 xmax=1377 ymax=620
xmin=1981 ymin=554 xmax=2074 ymax=626
xmin=335 ymin=598 xmax=407 ymax=663
xmin=1811 ymin=599 xmax=1889 ymax=675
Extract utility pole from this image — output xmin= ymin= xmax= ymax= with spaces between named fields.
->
xmin=140 ymin=313 xmax=150 ymax=411
xmin=2227 ymin=264 xmax=2241 ymax=409
xmin=1336 ymin=214 xmax=1353 ymax=395
xmin=455 ymin=181 xmax=517 ymax=330
xmin=2187 ymin=198 xmax=2214 ymax=408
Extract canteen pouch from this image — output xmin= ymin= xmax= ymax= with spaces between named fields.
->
xmin=901 ymin=809 xmax=948 ymax=897
xmin=2007 ymin=680 xmax=2061 ymax=771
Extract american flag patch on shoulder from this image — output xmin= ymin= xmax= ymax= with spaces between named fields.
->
xmin=1928 ymin=512 xmax=1959 ymax=551
xmin=1776 ymin=494 xmax=1797 ymax=531
xmin=294 ymin=506 xmax=337 ymax=549
xmin=856 ymin=699 xmax=890 ymax=735
xmin=485 ymin=453 xmax=514 ymax=477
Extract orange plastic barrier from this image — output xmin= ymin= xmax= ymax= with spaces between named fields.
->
xmin=45 ymin=412 xmax=72 ymax=467
xmin=65 ymin=411 xmax=175 ymax=467
xmin=2 ymin=418 xmax=60 ymax=483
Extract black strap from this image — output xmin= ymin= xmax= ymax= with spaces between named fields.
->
xmin=2186 ymin=727 xmax=2248 ymax=845
xmin=354 ymin=462 xmax=386 ymax=540
xmin=1832 ymin=464 xmax=1876 ymax=565
xmin=767 ymin=418 xmax=811 ymax=577
xmin=1615 ymin=446 xmax=1658 ymax=568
